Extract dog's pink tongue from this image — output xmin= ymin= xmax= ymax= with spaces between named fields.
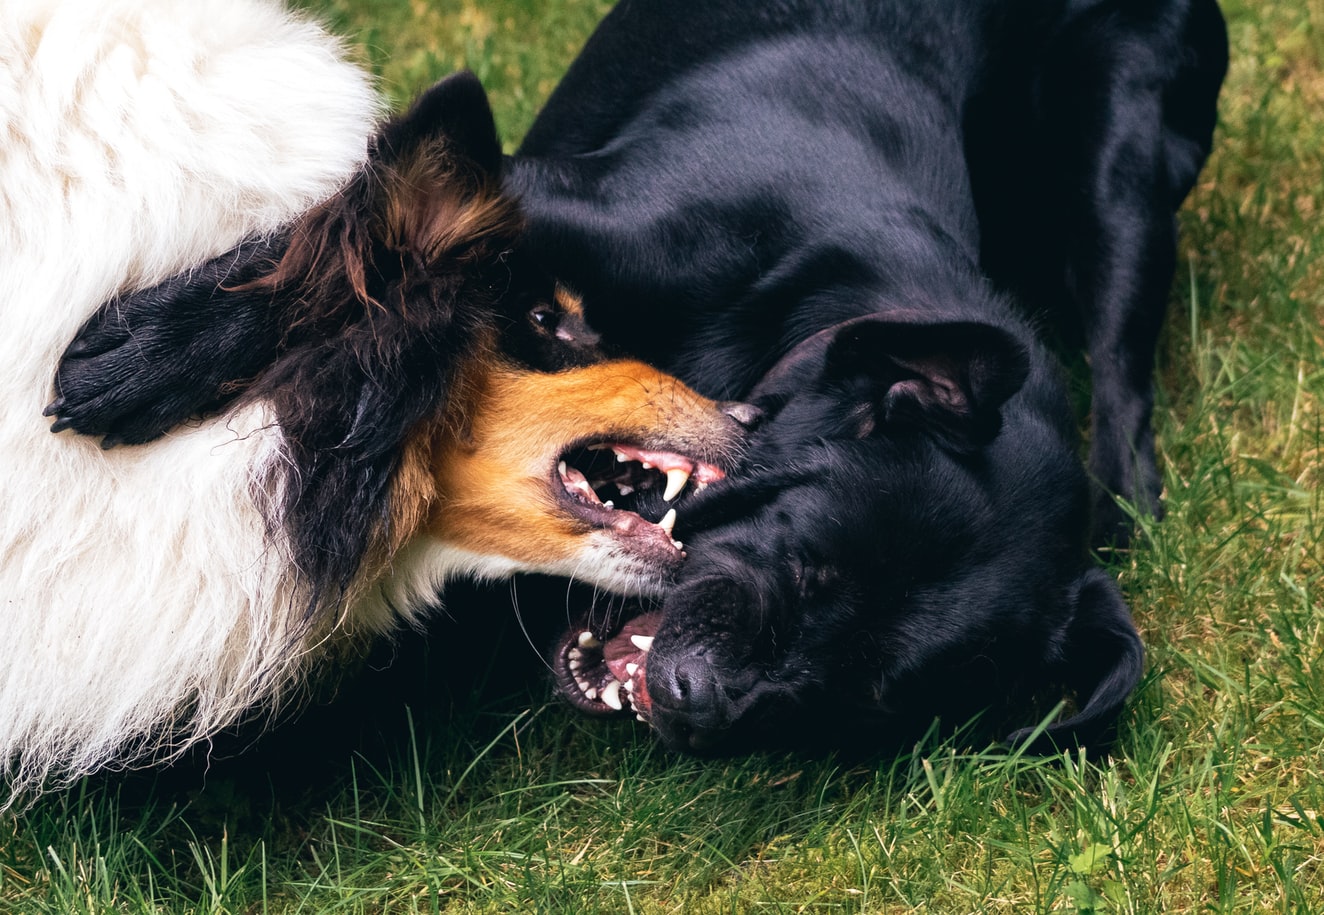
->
xmin=603 ymin=611 xmax=661 ymax=716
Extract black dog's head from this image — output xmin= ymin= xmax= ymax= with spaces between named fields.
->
xmin=553 ymin=312 xmax=1144 ymax=755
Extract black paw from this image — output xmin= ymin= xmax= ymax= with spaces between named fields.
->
xmin=1089 ymin=476 xmax=1164 ymax=552
xmin=46 ymin=303 xmax=214 ymax=446
xmin=47 ymin=281 xmax=283 ymax=447
xmin=44 ymin=234 xmax=290 ymax=446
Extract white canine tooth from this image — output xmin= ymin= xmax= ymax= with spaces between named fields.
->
xmin=658 ymin=508 xmax=677 ymax=536
xmin=630 ymin=634 xmax=654 ymax=652
xmin=663 ymin=467 xmax=691 ymax=502
xmin=626 ymin=662 xmax=638 ymax=678
xmin=636 ymin=714 xmax=647 ymax=723
xmin=558 ymin=460 xmax=567 ymax=477
xmin=601 ymin=680 xmax=623 ymax=711
xmin=578 ymin=631 xmax=601 ymax=649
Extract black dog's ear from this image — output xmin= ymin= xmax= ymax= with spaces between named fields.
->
xmin=823 ymin=318 xmax=1031 ymax=451
xmin=1005 ymin=567 xmax=1145 ymax=755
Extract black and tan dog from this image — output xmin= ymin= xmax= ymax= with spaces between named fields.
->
xmin=510 ymin=0 xmax=1227 ymax=753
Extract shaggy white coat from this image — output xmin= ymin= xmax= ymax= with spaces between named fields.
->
xmin=0 ymin=0 xmax=382 ymax=803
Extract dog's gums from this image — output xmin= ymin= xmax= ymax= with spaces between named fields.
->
xmin=556 ymin=444 xmax=725 ymax=554
xmin=555 ymin=611 xmax=660 ymax=719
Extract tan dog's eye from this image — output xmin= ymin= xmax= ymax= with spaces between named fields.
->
xmin=530 ymin=305 xmax=559 ymax=330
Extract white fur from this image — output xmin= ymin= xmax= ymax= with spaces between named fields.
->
xmin=0 ymin=0 xmax=382 ymax=803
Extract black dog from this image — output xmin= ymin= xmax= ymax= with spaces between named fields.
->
xmin=512 ymin=0 xmax=1227 ymax=752
xmin=52 ymin=0 xmax=1227 ymax=755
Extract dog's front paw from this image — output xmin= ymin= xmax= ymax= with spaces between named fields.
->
xmin=1090 ymin=474 xmax=1164 ymax=552
xmin=45 ymin=305 xmax=211 ymax=447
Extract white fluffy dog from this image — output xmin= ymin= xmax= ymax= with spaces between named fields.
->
xmin=0 ymin=0 xmax=745 ymax=806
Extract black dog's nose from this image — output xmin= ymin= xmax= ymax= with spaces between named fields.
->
xmin=721 ymin=401 xmax=764 ymax=431
xmin=670 ymin=656 xmax=718 ymax=708
xmin=649 ymin=648 xmax=723 ymax=719
xmin=647 ymin=648 xmax=737 ymax=753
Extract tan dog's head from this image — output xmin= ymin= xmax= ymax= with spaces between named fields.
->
xmin=400 ymin=349 xmax=756 ymax=596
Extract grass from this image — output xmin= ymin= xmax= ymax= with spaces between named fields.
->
xmin=4 ymin=0 xmax=1323 ymax=911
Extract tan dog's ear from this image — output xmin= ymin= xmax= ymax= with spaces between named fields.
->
xmin=265 ymin=70 xmax=519 ymax=331
xmin=243 ymin=72 xmax=525 ymax=604
xmin=376 ymin=69 xmax=503 ymax=179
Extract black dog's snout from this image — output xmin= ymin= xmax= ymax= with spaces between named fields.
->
xmin=720 ymin=401 xmax=764 ymax=431
xmin=647 ymin=647 xmax=733 ymax=752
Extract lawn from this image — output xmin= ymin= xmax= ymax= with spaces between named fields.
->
xmin=2 ymin=0 xmax=1322 ymax=911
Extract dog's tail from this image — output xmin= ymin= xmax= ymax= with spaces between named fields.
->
xmin=1006 ymin=566 xmax=1145 ymax=756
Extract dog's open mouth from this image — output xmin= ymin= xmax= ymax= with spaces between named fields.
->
xmin=555 ymin=443 xmax=724 ymax=557
xmin=553 ymin=610 xmax=660 ymax=720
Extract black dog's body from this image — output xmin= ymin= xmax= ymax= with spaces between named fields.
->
xmin=52 ymin=0 xmax=1226 ymax=754
xmin=510 ymin=0 xmax=1226 ymax=751
xmin=513 ymin=0 xmax=1226 ymax=537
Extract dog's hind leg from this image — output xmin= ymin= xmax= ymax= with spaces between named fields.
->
xmin=972 ymin=0 xmax=1227 ymax=547
xmin=1047 ymin=0 xmax=1226 ymax=547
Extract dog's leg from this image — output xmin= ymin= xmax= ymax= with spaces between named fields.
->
xmin=1045 ymin=0 xmax=1226 ymax=547
xmin=973 ymin=0 xmax=1226 ymax=546
xmin=48 ymin=71 xmax=515 ymax=450
xmin=48 ymin=238 xmax=288 ymax=445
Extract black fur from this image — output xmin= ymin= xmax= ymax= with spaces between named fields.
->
xmin=506 ymin=0 xmax=1225 ymax=752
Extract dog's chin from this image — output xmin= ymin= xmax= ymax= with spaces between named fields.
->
xmin=550 ymin=610 xmax=784 ymax=753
